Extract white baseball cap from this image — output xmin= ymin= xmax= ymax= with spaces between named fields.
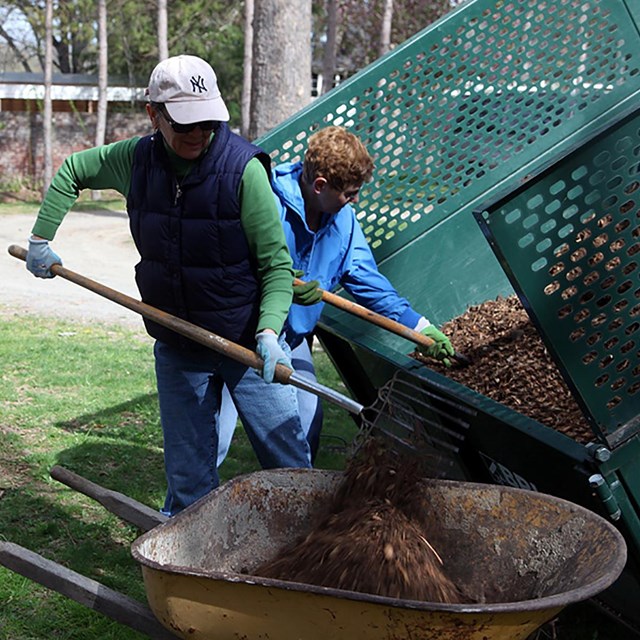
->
xmin=147 ymin=54 xmax=230 ymax=123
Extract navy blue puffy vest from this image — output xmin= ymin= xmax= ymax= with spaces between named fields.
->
xmin=127 ymin=124 xmax=271 ymax=349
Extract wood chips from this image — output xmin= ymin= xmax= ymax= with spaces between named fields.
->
xmin=255 ymin=296 xmax=593 ymax=604
xmin=254 ymin=439 xmax=466 ymax=604
xmin=414 ymin=295 xmax=594 ymax=443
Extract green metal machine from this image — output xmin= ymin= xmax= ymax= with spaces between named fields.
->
xmin=256 ymin=0 xmax=640 ymax=630
xmin=470 ymin=101 xmax=640 ymax=629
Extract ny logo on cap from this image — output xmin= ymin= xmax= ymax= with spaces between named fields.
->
xmin=190 ymin=74 xmax=207 ymax=94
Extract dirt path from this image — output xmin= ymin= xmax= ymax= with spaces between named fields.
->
xmin=0 ymin=210 xmax=145 ymax=330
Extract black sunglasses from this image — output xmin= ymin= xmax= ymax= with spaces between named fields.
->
xmin=157 ymin=107 xmax=217 ymax=134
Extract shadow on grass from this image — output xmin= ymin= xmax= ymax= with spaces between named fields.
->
xmin=55 ymin=440 xmax=167 ymax=513
xmin=52 ymin=392 xmax=161 ymax=448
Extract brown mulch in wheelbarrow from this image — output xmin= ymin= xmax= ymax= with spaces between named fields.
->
xmin=413 ymin=295 xmax=594 ymax=443
xmin=255 ymin=296 xmax=593 ymax=603
xmin=254 ymin=439 xmax=468 ymax=604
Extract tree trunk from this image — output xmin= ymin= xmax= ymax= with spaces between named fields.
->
xmin=92 ymin=0 xmax=108 ymax=200
xmin=241 ymin=0 xmax=254 ymax=139
xmin=379 ymin=0 xmax=393 ymax=57
xmin=53 ymin=36 xmax=71 ymax=74
xmin=321 ymin=0 xmax=338 ymax=95
xmin=157 ymin=0 xmax=169 ymax=60
xmin=248 ymin=0 xmax=311 ymax=140
xmin=42 ymin=0 xmax=53 ymax=196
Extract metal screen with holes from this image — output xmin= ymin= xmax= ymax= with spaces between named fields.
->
xmin=474 ymin=105 xmax=640 ymax=447
xmin=252 ymin=0 xmax=640 ymax=442
xmin=257 ymin=0 xmax=640 ymax=275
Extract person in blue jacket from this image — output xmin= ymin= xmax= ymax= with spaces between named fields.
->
xmin=218 ymin=126 xmax=453 ymax=462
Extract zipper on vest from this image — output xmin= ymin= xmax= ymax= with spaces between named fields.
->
xmin=174 ymin=168 xmax=191 ymax=206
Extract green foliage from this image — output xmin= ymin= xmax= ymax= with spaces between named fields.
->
xmin=106 ymin=0 xmax=157 ymax=77
xmin=3 ymin=1 xmax=246 ymax=126
xmin=172 ymin=3 xmax=245 ymax=125
xmin=105 ymin=0 xmax=245 ymax=126
xmin=0 ymin=175 xmax=38 ymax=200
xmin=2 ymin=0 xmax=456 ymax=130
xmin=14 ymin=0 xmax=99 ymax=73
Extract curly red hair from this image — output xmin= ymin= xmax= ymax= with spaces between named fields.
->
xmin=302 ymin=126 xmax=374 ymax=191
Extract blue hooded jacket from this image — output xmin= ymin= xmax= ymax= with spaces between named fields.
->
xmin=274 ymin=161 xmax=422 ymax=347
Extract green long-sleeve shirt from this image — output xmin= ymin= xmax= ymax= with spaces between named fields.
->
xmin=32 ymin=136 xmax=293 ymax=335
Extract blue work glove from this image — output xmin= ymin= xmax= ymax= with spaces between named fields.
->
xmin=418 ymin=325 xmax=455 ymax=368
xmin=255 ymin=331 xmax=292 ymax=383
xmin=26 ymin=237 xmax=62 ymax=278
xmin=293 ymin=270 xmax=323 ymax=306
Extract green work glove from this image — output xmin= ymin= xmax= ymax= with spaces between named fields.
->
xmin=418 ymin=325 xmax=454 ymax=368
xmin=292 ymin=270 xmax=323 ymax=306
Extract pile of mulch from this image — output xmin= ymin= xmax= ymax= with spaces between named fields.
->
xmin=254 ymin=439 xmax=467 ymax=604
xmin=414 ymin=295 xmax=594 ymax=443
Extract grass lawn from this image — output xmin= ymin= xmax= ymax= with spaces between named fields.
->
xmin=0 ymin=308 xmax=631 ymax=639
xmin=0 ymin=309 xmax=357 ymax=640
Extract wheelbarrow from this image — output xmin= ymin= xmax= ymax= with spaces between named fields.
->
xmin=0 ymin=465 xmax=627 ymax=640
xmin=131 ymin=468 xmax=628 ymax=640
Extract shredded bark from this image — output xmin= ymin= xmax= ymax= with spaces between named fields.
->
xmin=254 ymin=439 xmax=466 ymax=604
xmin=414 ymin=295 xmax=594 ymax=443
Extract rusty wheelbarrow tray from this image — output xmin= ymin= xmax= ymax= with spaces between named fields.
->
xmin=131 ymin=468 xmax=626 ymax=640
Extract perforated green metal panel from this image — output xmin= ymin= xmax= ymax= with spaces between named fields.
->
xmin=474 ymin=105 xmax=640 ymax=447
xmin=258 ymin=0 xmax=640 ymax=269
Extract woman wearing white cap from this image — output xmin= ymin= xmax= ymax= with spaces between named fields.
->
xmin=25 ymin=54 xmax=311 ymax=516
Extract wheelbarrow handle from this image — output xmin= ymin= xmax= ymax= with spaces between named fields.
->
xmin=8 ymin=245 xmax=364 ymax=416
xmin=294 ymin=278 xmax=470 ymax=366
xmin=50 ymin=464 xmax=167 ymax=532
xmin=0 ymin=541 xmax=180 ymax=639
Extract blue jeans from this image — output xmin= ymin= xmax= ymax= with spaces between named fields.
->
xmin=218 ymin=337 xmax=324 ymax=465
xmin=154 ymin=339 xmax=311 ymax=516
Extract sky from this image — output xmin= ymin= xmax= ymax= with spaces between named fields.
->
xmin=1 ymin=6 xmax=35 ymax=43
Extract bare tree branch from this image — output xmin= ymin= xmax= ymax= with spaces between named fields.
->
xmin=0 ymin=22 xmax=33 ymax=71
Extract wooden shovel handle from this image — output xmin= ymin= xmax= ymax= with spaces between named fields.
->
xmin=295 ymin=277 xmax=436 ymax=346
xmin=8 ymin=244 xmax=276 ymax=374
xmin=294 ymin=278 xmax=470 ymax=366
xmin=8 ymin=244 xmax=364 ymax=414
